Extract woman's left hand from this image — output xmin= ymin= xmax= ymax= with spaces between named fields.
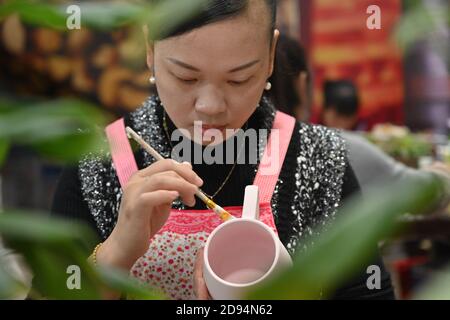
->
xmin=193 ymin=247 xmax=212 ymax=300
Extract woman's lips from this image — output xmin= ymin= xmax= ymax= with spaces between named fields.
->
xmin=201 ymin=124 xmax=227 ymax=134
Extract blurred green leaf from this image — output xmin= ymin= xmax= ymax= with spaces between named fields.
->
xmin=0 ymin=98 xmax=110 ymax=163
xmin=0 ymin=0 xmax=209 ymax=33
xmin=0 ymin=0 xmax=68 ymax=30
xmin=0 ymin=138 xmax=9 ymax=167
xmin=0 ymin=0 xmax=143 ymax=31
xmin=414 ymin=265 xmax=450 ymax=300
xmin=96 ymin=265 xmax=165 ymax=300
xmin=247 ymin=174 xmax=445 ymax=299
xmin=20 ymin=243 xmax=101 ymax=299
xmin=0 ymin=211 xmax=101 ymax=298
xmin=0 ymin=211 xmax=98 ymax=249
xmin=68 ymin=2 xmax=142 ymax=31
xmin=365 ymin=131 xmax=432 ymax=164
xmin=0 ymin=258 xmax=29 ymax=299
xmin=0 ymin=211 xmax=163 ymax=299
xmin=394 ymin=1 xmax=449 ymax=54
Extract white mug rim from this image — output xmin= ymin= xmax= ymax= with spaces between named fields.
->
xmin=204 ymin=218 xmax=281 ymax=288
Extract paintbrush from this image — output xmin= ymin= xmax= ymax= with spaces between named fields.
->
xmin=125 ymin=126 xmax=234 ymax=222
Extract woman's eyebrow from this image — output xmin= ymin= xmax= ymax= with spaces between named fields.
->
xmin=167 ymin=58 xmax=200 ymax=72
xmin=166 ymin=58 xmax=260 ymax=73
xmin=228 ymin=60 xmax=260 ymax=73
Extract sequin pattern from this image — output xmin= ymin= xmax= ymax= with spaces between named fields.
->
xmin=286 ymin=123 xmax=347 ymax=254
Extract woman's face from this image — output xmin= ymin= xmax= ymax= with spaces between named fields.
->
xmin=147 ymin=7 xmax=278 ymax=145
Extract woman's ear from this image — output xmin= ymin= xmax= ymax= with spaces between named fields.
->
xmin=142 ymin=25 xmax=155 ymax=71
xmin=268 ymin=29 xmax=280 ymax=77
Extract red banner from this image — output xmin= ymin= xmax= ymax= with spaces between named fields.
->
xmin=308 ymin=0 xmax=404 ymax=128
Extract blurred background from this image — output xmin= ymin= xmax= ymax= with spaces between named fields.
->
xmin=0 ymin=0 xmax=449 ymax=299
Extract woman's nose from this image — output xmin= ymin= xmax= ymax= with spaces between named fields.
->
xmin=194 ymin=86 xmax=227 ymax=115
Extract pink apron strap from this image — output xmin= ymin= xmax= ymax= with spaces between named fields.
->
xmin=105 ymin=118 xmax=139 ymax=188
xmin=253 ymin=111 xmax=296 ymax=204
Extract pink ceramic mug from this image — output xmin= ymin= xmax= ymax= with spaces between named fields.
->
xmin=203 ymin=186 xmax=293 ymax=300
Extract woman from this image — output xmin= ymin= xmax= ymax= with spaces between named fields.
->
xmin=52 ymin=0 xmax=393 ymax=299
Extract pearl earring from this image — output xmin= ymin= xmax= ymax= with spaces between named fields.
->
xmin=149 ymin=76 xmax=156 ymax=84
xmin=264 ymin=81 xmax=272 ymax=91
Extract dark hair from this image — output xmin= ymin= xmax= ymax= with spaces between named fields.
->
xmin=151 ymin=0 xmax=277 ymax=41
xmin=269 ymin=34 xmax=310 ymax=117
xmin=323 ymin=80 xmax=359 ymax=116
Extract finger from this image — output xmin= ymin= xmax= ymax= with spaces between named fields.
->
xmin=142 ymin=173 xmax=198 ymax=207
xmin=137 ymin=190 xmax=179 ymax=209
xmin=137 ymin=159 xmax=203 ymax=187
xmin=181 ymin=161 xmax=192 ymax=169
xmin=193 ymin=248 xmax=211 ymax=300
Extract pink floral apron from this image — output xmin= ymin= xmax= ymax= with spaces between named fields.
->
xmin=105 ymin=111 xmax=295 ymax=299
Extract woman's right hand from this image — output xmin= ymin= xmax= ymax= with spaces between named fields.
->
xmin=193 ymin=248 xmax=212 ymax=300
xmin=96 ymin=159 xmax=203 ymax=271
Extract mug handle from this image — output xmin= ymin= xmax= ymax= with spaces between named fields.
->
xmin=242 ymin=185 xmax=260 ymax=220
